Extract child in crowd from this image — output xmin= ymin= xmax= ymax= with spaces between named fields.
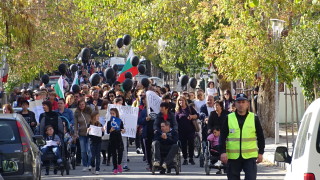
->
xmin=87 ymin=111 xmax=104 ymax=175
xmin=106 ymin=108 xmax=125 ymax=175
xmin=41 ymin=125 xmax=62 ymax=175
xmin=207 ymin=127 xmax=223 ymax=174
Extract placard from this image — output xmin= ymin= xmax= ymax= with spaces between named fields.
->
xmin=29 ymin=100 xmax=44 ymax=123
xmin=105 ymin=104 xmax=139 ymax=138
xmin=146 ymin=90 xmax=162 ymax=114
xmin=89 ymin=125 xmax=103 ymax=137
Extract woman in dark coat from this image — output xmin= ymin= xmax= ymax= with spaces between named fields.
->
xmin=175 ymin=95 xmax=198 ymax=165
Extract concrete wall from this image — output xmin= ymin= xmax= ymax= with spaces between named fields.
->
xmin=278 ymin=80 xmax=305 ymax=123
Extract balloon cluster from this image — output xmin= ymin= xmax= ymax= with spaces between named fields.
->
xmin=116 ymin=34 xmax=132 ymax=48
xmin=180 ymin=75 xmax=198 ymax=89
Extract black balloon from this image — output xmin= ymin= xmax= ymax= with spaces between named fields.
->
xmin=104 ymin=68 xmax=115 ymax=80
xmin=116 ymin=38 xmax=124 ymax=48
xmin=41 ymin=74 xmax=49 ymax=84
xmin=72 ymin=84 xmax=80 ymax=93
xmin=180 ymin=75 xmax=189 ymax=86
xmin=137 ymin=64 xmax=146 ymax=74
xmin=78 ymin=48 xmax=90 ymax=64
xmin=189 ymin=77 xmax=197 ymax=89
xmin=58 ymin=64 xmax=68 ymax=75
xmin=70 ymin=64 xmax=78 ymax=72
xmin=141 ymin=78 xmax=150 ymax=88
xmin=130 ymin=56 xmax=139 ymax=66
xmin=125 ymin=72 xmax=133 ymax=79
xmin=89 ymin=73 xmax=100 ymax=86
xmin=112 ymin=64 xmax=119 ymax=72
xmin=123 ymin=34 xmax=131 ymax=45
xmin=122 ymin=78 xmax=133 ymax=92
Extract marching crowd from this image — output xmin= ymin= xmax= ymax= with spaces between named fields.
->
xmin=3 ymin=63 xmax=265 ymax=180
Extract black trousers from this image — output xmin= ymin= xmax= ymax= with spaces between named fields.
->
xmin=152 ymin=141 xmax=179 ymax=165
xmin=227 ymin=158 xmax=257 ymax=180
xmin=110 ymin=138 xmax=124 ymax=170
xmin=143 ymin=138 xmax=152 ymax=168
xmin=180 ymin=137 xmax=194 ymax=159
xmin=76 ymin=138 xmax=81 ymax=164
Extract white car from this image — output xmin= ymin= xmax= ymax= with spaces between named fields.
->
xmin=275 ymin=98 xmax=320 ymax=180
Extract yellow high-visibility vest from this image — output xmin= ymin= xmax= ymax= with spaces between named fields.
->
xmin=226 ymin=112 xmax=258 ymax=159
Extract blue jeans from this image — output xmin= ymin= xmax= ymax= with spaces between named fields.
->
xmin=41 ymin=146 xmax=62 ymax=162
xmin=90 ymin=142 xmax=101 ymax=171
xmin=79 ymin=136 xmax=91 ymax=167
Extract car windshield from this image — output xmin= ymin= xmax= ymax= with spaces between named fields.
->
xmin=0 ymin=120 xmax=20 ymax=144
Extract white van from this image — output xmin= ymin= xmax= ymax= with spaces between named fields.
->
xmin=275 ymin=98 xmax=320 ymax=180
xmin=108 ymin=57 xmax=126 ymax=71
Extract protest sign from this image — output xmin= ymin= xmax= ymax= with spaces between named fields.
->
xmin=29 ymin=100 xmax=44 ymax=123
xmin=105 ymin=104 xmax=139 ymax=138
xmin=89 ymin=125 xmax=103 ymax=137
xmin=99 ymin=109 xmax=107 ymax=125
xmin=146 ymin=90 xmax=162 ymax=114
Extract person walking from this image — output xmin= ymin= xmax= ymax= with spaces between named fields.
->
xmin=175 ymin=95 xmax=198 ymax=165
xmin=87 ymin=111 xmax=104 ymax=175
xmin=74 ymin=99 xmax=97 ymax=171
xmin=220 ymin=93 xmax=265 ymax=180
xmin=106 ymin=108 xmax=125 ymax=175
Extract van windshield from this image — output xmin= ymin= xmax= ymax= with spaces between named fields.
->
xmin=293 ymin=112 xmax=312 ymax=159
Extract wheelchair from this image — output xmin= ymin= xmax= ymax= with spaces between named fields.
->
xmin=151 ymin=141 xmax=182 ymax=175
xmin=41 ymin=139 xmax=71 ymax=176
xmin=204 ymin=141 xmax=226 ymax=175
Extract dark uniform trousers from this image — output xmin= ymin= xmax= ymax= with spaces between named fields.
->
xmin=227 ymin=157 xmax=257 ymax=180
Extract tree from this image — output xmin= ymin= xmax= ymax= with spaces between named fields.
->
xmin=284 ymin=25 xmax=320 ymax=101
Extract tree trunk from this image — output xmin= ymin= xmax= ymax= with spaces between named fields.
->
xmin=257 ymin=78 xmax=275 ymax=138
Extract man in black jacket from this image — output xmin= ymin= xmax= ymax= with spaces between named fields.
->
xmin=152 ymin=121 xmax=179 ymax=172
xmin=220 ymin=94 xmax=265 ymax=180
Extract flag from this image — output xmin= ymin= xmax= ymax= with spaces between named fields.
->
xmin=72 ymin=72 xmax=79 ymax=86
xmin=54 ymin=75 xmax=65 ymax=99
xmin=70 ymin=72 xmax=79 ymax=92
xmin=117 ymin=48 xmax=139 ymax=83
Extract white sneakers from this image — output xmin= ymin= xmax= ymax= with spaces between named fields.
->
xmin=162 ymin=163 xmax=167 ymax=169
xmin=82 ymin=167 xmax=87 ymax=172
xmin=95 ymin=171 xmax=99 ymax=175
xmin=153 ymin=161 xmax=160 ymax=167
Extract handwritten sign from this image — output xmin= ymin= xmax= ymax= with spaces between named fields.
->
xmin=89 ymin=125 xmax=103 ymax=137
xmin=105 ymin=104 xmax=139 ymax=138
xmin=146 ymin=90 xmax=162 ymax=114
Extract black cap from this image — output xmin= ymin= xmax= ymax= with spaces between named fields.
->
xmin=235 ymin=93 xmax=248 ymax=101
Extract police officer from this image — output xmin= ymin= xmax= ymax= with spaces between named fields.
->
xmin=220 ymin=93 xmax=265 ymax=180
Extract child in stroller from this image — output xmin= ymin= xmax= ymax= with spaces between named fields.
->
xmin=207 ymin=127 xmax=224 ymax=174
xmin=41 ymin=125 xmax=63 ymax=175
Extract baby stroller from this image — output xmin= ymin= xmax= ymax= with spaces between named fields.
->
xmin=204 ymin=141 xmax=226 ymax=175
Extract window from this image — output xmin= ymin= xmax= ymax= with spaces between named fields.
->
xmin=0 ymin=120 xmax=20 ymax=144
xmin=294 ymin=113 xmax=312 ymax=159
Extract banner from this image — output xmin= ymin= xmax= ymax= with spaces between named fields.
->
xmin=29 ymin=100 xmax=44 ymax=123
xmin=105 ymin=104 xmax=139 ymax=138
xmin=146 ymin=90 xmax=162 ymax=114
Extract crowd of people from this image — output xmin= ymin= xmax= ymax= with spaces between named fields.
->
xmin=2 ymin=63 xmax=265 ymax=179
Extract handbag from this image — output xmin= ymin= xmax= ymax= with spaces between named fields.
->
xmin=189 ymin=106 xmax=200 ymax=132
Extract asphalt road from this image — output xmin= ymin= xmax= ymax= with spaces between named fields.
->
xmin=41 ymin=147 xmax=286 ymax=180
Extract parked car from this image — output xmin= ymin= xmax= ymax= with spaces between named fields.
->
xmin=274 ymin=98 xmax=320 ymax=180
xmin=0 ymin=113 xmax=45 ymax=180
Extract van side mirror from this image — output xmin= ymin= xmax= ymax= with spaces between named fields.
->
xmin=274 ymin=146 xmax=291 ymax=164
xmin=33 ymin=135 xmax=46 ymax=147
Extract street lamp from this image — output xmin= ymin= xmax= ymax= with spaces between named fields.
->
xmin=270 ymin=19 xmax=285 ymax=144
